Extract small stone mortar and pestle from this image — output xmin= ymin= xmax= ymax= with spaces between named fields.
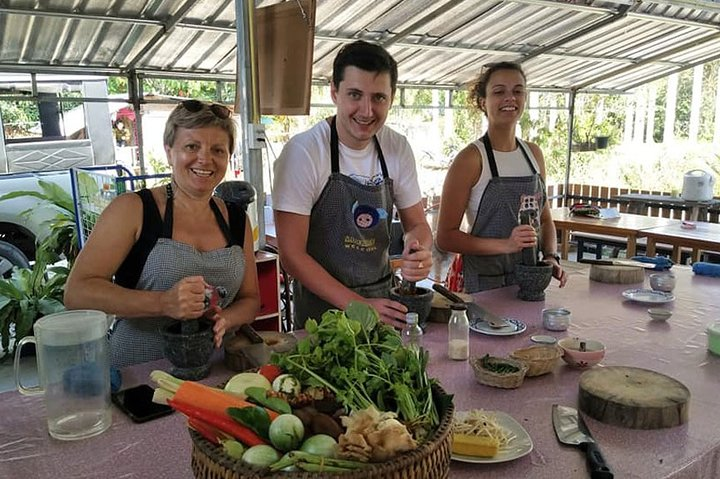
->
xmin=515 ymin=212 xmax=553 ymax=301
xmin=159 ymin=285 xmax=225 ymax=380
xmin=389 ymin=248 xmax=433 ymax=328
xmin=160 ymin=318 xmax=215 ymax=380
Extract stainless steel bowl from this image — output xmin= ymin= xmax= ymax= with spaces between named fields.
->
xmin=542 ymin=308 xmax=571 ymax=331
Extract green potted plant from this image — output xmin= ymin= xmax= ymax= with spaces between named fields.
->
xmin=0 ymin=245 xmax=68 ymax=360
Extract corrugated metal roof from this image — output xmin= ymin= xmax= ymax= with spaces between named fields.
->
xmin=1 ymin=0 xmax=720 ymax=93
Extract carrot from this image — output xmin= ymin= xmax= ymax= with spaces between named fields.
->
xmin=187 ymin=417 xmax=231 ymax=446
xmin=150 ymin=370 xmax=279 ymax=420
xmin=169 ymin=399 xmax=266 ymax=447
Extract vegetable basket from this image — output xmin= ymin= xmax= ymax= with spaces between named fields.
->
xmin=189 ymin=385 xmax=454 ymax=479
xmin=471 ymin=355 xmax=528 ymax=389
xmin=509 ymin=345 xmax=562 ymax=377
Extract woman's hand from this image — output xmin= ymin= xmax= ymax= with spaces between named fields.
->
xmin=162 ymin=276 xmax=206 ymax=320
xmin=508 ymin=225 xmax=537 ymax=252
xmin=400 ymin=241 xmax=432 ymax=282
xmin=544 ymin=256 xmax=568 ymax=287
xmin=204 ymin=305 xmax=228 ymax=348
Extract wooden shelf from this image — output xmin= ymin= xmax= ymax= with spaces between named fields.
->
xmin=253 ymin=250 xmax=281 ymax=331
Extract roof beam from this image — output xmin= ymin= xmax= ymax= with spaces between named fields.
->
xmin=574 ymin=30 xmax=720 ymax=90
xmin=519 ymin=4 xmax=633 ymax=63
xmin=124 ymin=0 xmax=198 ymax=70
xmin=622 ymin=47 xmax=720 ymax=91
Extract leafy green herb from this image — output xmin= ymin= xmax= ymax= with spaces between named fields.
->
xmin=227 ymin=406 xmax=271 ymax=441
xmin=480 ymin=354 xmax=520 ymax=374
xmin=244 ymin=386 xmax=291 ymax=414
xmin=272 ymin=301 xmax=445 ymax=440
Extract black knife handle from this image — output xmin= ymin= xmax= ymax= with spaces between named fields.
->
xmin=432 ymin=283 xmax=464 ymax=304
xmin=585 ymin=442 xmax=614 ymax=479
xmin=238 ymin=324 xmax=265 ymax=344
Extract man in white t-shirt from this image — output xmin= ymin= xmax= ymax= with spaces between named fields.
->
xmin=273 ymin=40 xmax=432 ymax=328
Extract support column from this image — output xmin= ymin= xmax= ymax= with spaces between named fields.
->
xmin=236 ymin=0 xmax=265 ymax=249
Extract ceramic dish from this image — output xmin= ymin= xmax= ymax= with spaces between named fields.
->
xmin=647 ymin=308 xmax=672 ymax=321
xmin=622 ymin=289 xmax=675 ymax=304
xmin=470 ymin=317 xmax=527 ymax=336
xmin=451 ymin=410 xmax=533 ymax=464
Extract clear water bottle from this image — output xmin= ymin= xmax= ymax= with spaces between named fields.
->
xmin=448 ymin=303 xmax=469 ymax=360
xmin=402 ymin=312 xmax=424 ymax=349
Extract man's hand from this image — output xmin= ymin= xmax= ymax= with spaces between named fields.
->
xmin=364 ymin=298 xmax=408 ymax=329
xmin=400 ymin=241 xmax=432 ymax=282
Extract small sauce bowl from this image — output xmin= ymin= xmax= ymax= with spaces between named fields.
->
xmin=647 ymin=308 xmax=672 ymax=321
xmin=542 ymin=308 xmax=571 ymax=331
xmin=649 ymin=273 xmax=676 ymax=293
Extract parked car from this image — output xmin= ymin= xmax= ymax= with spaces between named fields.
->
xmin=0 ymin=170 xmax=73 ymax=275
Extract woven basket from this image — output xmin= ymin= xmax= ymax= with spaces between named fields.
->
xmin=470 ymin=356 xmax=528 ymax=389
xmin=190 ymin=385 xmax=454 ymax=479
xmin=510 ymin=345 xmax=563 ymax=377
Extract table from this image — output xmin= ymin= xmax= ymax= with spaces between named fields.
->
xmin=643 ymin=221 xmax=720 ymax=263
xmin=612 ymin=194 xmax=720 ymax=222
xmin=551 ymin=207 xmax=677 ymax=260
xmin=2 ymin=265 xmax=719 ymax=478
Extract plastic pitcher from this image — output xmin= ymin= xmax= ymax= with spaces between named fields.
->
xmin=14 ymin=310 xmax=112 ymax=441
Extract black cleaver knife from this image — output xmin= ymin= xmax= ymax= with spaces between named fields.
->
xmin=431 ymin=283 xmax=509 ymax=328
xmin=552 ymin=404 xmax=614 ymax=479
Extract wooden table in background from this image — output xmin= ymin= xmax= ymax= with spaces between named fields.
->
xmin=612 ymin=193 xmax=719 ymax=221
xmin=642 ymin=222 xmax=720 ymax=263
xmin=550 ymin=208 xmax=677 ymax=260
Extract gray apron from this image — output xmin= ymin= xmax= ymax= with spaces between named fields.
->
xmin=462 ymin=134 xmax=546 ymax=293
xmin=294 ymin=117 xmax=394 ymax=328
xmin=109 ymin=185 xmax=246 ymax=367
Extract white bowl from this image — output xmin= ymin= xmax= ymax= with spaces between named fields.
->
xmin=647 ymin=308 xmax=672 ymax=321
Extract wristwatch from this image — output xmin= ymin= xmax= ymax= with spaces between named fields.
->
xmin=543 ymin=253 xmax=561 ymax=264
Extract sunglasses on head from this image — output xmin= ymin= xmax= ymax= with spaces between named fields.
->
xmin=180 ymin=99 xmax=231 ymax=119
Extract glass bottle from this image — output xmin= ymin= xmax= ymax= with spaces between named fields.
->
xmin=448 ymin=303 xmax=469 ymax=360
xmin=402 ymin=312 xmax=424 ymax=349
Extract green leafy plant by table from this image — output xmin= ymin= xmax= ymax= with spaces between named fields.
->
xmin=0 ymin=179 xmax=81 ymax=267
xmin=0 ymin=245 xmax=68 ymax=359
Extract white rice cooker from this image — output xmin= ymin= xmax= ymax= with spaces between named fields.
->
xmin=681 ymin=169 xmax=715 ymax=202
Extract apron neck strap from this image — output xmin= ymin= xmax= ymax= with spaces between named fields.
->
xmin=330 ymin=116 xmax=389 ymax=178
xmin=482 ymin=133 xmax=537 ymax=177
xmin=163 ymin=183 xmax=232 ymax=243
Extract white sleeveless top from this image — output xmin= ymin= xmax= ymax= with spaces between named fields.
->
xmin=463 ymin=138 xmax=541 ymax=231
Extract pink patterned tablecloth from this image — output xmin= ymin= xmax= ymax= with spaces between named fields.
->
xmin=0 ymin=264 xmax=719 ymax=479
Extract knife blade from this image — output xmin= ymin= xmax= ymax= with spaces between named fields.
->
xmin=578 ymin=258 xmax=655 ymax=269
xmin=431 ymin=284 xmax=509 ymax=329
xmin=552 ymin=404 xmax=614 ymax=479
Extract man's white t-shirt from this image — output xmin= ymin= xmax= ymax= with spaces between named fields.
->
xmin=273 ymin=120 xmax=422 ymax=216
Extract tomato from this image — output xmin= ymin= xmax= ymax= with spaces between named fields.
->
xmin=258 ymin=364 xmax=283 ymax=382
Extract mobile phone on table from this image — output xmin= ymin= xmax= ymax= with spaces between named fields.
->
xmin=112 ymin=384 xmax=174 ymax=423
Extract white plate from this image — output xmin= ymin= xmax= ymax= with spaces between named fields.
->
xmin=451 ymin=410 xmax=533 ymax=464
xmin=622 ymin=288 xmax=675 ymax=304
xmin=469 ymin=317 xmax=527 ymax=336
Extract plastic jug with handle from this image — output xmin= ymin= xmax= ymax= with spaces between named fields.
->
xmin=14 ymin=310 xmax=112 ymax=440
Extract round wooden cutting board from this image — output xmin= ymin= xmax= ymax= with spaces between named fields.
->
xmin=578 ymin=366 xmax=690 ymax=429
xmin=589 ymin=264 xmax=644 ymax=284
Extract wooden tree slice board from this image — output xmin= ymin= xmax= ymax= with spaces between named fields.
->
xmin=579 ymin=366 xmax=690 ymax=429
xmin=429 ymin=292 xmax=473 ymax=323
xmin=589 ymin=264 xmax=644 ymax=284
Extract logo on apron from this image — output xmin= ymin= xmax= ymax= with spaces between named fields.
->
xmin=352 ymin=201 xmax=387 ymax=229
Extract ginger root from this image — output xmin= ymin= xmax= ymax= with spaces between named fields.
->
xmin=338 ymin=406 xmax=417 ymax=462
